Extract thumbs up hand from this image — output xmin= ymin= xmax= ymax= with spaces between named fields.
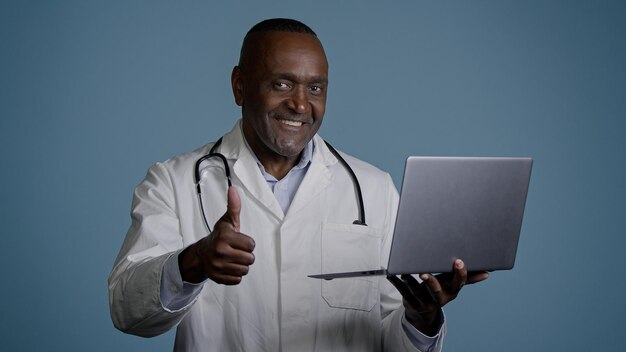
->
xmin=179 ymin=187 xmax=256 ymax=285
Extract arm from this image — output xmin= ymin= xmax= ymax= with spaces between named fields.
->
xmin=108 ymin=164 xmax=254 ymax=337
xmin=378 ymin=173 xmax=488 ymax=351
xmin=374 ymin=170 xmax=489 ymax=341
xmin=108 ymin=163 xmax=191 ymax=336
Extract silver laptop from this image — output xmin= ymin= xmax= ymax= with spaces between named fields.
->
xmin=309 ymin=156 xmax=533 ymax=280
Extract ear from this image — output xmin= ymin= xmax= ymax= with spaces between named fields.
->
xmin=231 ymin=66 xmax=244 ymax=106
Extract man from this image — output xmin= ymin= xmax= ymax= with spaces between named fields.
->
xmin=109 ymin=18 xmax=487 ymax=351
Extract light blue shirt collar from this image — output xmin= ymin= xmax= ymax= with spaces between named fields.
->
xmin=243 ymin=138 xmax=314 ymax=214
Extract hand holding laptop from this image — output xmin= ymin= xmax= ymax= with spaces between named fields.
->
xmin=387 ymin=259 xmax=489 ymax=336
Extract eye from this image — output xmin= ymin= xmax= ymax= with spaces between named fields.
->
xmin=274 ymin=81 xmax=291 ymax=90
xmin=309 ymin=85 xmax=324 ymax=95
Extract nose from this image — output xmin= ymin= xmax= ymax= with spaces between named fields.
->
xmin=287 ymin=86 xmax=308 ymax=114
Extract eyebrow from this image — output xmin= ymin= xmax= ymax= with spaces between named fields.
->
xmin=273 ymin=72 xmax=328 ymax=85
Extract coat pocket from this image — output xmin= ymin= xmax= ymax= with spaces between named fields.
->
xmin=320 ymin=222 xmax=383 ymax=312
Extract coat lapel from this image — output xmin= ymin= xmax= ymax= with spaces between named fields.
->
xmin=220 ymin=121 xmax=284 ymax=221
xmin=285 ymin=136 xmax=338 ymax=218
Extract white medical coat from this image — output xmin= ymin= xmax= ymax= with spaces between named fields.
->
xmin=109 ymin=121 xmax=444 ymax=351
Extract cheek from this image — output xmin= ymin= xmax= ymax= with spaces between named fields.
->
xmin=312 ymin=102 xmax=326 ymax=120
xmin=246 ymin=89 xmax=277 ymax=111
xmin=264 ymin=93 xmax=286 ymax=107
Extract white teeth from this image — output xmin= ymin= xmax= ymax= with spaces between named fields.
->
xmin=279 ymin=119 xmax=303 ymax=127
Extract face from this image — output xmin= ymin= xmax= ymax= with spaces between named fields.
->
xmin=232 ymin=31 xmax=328 ymax=162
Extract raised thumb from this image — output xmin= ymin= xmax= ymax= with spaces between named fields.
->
xmin=226 ymin=186 xmax=241 ymax=230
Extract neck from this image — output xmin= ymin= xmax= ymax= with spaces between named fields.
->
xmin=260 ymin=156 xmax=300 ymax=180
xmin=242 ymin=128 xmax=302 ymax=180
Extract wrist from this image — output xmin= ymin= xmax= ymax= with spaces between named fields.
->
xmin=178 ymin=242 xmax=207 ymax=283
xmin=405 ymin=309 xmax=441 ymax=337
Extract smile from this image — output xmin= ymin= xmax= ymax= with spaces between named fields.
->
xmin=278 ymin=119 xmax=303 ymax=127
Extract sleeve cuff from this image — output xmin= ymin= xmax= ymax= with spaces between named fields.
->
xmin=401 ymin=309 xmax=446 ymax=352
xmin=159 ymin=250 xmax=206 ymax=312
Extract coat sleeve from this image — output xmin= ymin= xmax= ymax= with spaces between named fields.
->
xmin=378 ymin=173 xmax=446 ymax=352
xmin=108 ymin=162 xmax=198 ymax=337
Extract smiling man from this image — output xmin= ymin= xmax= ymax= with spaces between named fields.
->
xmin=109 ymin=18 xmax=486 ymax=351
xmin=235 ymin=28 xmax=328 ymax=179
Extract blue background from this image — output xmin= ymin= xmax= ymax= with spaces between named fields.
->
xmin=1 ymin=1 xmax=624 ymax=350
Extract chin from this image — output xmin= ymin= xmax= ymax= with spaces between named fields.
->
xmin=274 ymin=143 xmax=307 ymax=157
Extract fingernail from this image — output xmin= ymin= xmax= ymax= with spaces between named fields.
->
xmin=420 ymin=274 xmax=429 ymax=281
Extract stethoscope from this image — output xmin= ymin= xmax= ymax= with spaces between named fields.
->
xmin=194 ymin=137 xmax=367 ymax=233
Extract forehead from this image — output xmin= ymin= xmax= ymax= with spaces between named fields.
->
xmin=244 ymin=31 xmax=328 ymax=78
